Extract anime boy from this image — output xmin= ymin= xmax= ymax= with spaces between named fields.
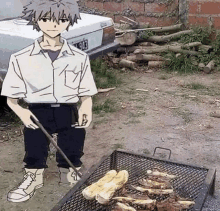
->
xmin=1 ymin=0 xmax=98 ymax=202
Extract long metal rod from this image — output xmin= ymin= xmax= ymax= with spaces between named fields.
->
xmin=30 ymin=116 xmax=82 ymax=178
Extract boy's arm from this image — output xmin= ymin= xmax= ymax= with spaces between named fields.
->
xmin=77 ymin=96 xmax=92 ymax=128
xmin=77 ymin=55 xmax=97 ymax=128
xmin=7 ymin=97 xmax=39 ymax=129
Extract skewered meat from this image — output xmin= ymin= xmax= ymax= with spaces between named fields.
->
xmin=113 ymin=196 xmax=156 ymax=210
xmin=147 ymin=170 xmax=177 ymax=179
xmin=138 ymin=178 xmax=172 ymax=189
xmin=157 ymin=201 xmax=181 ymax=211
xmin=82 ymin=170 xmax=117 ymax=200
xmin=113 ymin=196 xmax=135 ymax=202
xmin=112 ymin=202 xmax=137 ymax=211
xmin=178 ymin=200 xmax=195 ymax=207
xmin=124 ymin=194 xmax=151 ymax=200
xmin=157 ymin=195 xmax=195 ymax=211
xmin=147 ymin=175 xmax=171 ymax=183
xmin=129 ymin=184 xmax=173 ymax=195
xmin=96 ymin=170 xmax=129 ymax=204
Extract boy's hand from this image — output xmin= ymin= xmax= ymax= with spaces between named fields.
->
xmin=18 ymin=108 xmax=39 ymax=129
xmin=76 ymin=96 xmax=92 ymax=128
xmin=7 ymin=97 xmax=39 ymax=129
xmin=77 ymin=109 xmax=92 ymax=128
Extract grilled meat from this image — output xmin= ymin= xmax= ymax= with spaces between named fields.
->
xmin=112 ymin=202 xmax=136 ymax=211
xmin=146 ymin=170 xmax=177 ymax=179
xmin=138 ymin=178 xmax=172 ymax=189
xmin=113 ymin=196 xmax=156 ymax=207
xmin=157 ymin=195 xmax=195 ymax=211
xmin=129 ymin=184 xmax=173 ymax=195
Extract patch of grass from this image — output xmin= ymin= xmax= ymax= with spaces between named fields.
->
xmin=178 ymin=25 xmax=212 ymax=45
xmin=112 ymin=143 xmax=124 ymax=150
xmin=123 ymin=89 xmax=136 ymax=95
xmin=93 ymin=98 xmax=116 ymax=114
xmin=159 ymin=26 xmax=220 ymax=73
xmin=143 ymin=148 xmax=150 ymax=155
xmin=159 ymin=153 xmax=167 ymax=159
xmin=135 ymin=105 xmax=144 ymax=109
xmin=0 ymin=110 xmax=22 ymax=126
xmin=128 ymin=111 xmax=146 ymax=118
xmin=158 ymin=74 xmax=170 ymax=80
xmin=183 ymin=82 xmax=220 ymax=96
xmin=129 ymin=97 xmax=147 ymax=102
xmin=90 ymin=57 xmax=122 ymax=89
xmin=93 ymin=118 xmax=108 ymax=125
xmin=160 ymin=52 xmax=200 ymax=73
xmin=124 ymin=119 xmax=141 ymax=125
xmin=185 ymin=82 xmax=209 ymax=90
xmin=139 ymin=30 xmax=155 ymax=40
xmin=172 ymin=108 xmax=193 ymax=124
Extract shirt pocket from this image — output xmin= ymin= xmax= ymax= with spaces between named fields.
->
xmin=65 ymin=69 xmax=81 ymax=90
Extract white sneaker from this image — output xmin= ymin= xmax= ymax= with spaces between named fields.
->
xmin=7 ymin=168 xmax=44 ymax=202
xmin=59 ymin=167 xmax=82 ymax=187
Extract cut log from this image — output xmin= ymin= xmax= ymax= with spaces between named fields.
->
xmin=169 ymin=41 xmax=182 ymax=46
xmin=138 ymin=42 xmax=160 ymax=47
xmin=146 ymin=30 xmax=193 ymax=42
xmin=148 ymin=61 xmax=167 ymax=68
xmin=191 ymin=56 xmax=198 ymax=66
xmin=136 ymin=54 xmax=169 ymax=61
xmin=119 ymin=59 xmax=137 ymax=70
xmin=98 ymin=87 xmax=116 ymax=93
xmin=114 ymin=23 xmax=132 ymax=31
xmin=120 ymin=20 xmax=134 ymax=27
xmin=117 ymin=46 xmax=148 ymax=53
xmin=181 ymin=42 xmax=202 ymax=48
xmin=120 ymin=54 xmax=127 ymax=59
xmin=203 ymin=60 xmax=215 ymax=74
xmin=118 ymin=24 xmax=183 ymax=33
xmin=134 ymin=46 xmax=169 ymax=54
xmin=198 ymin=63 xmax=205 ymax=71
xmin=169 ymin=46 xmax=199 ymax=55
xmin=126 ymin=55 xmax=137 ymax=62
xmin=198 ymin=45 xmax=213 ymax=52
xmin=167 ymin=42 xmax=201 ymax=49
xmin=176 ymin=53 xmax=181 ymax=58
xmin=122 ymin=16 xmax=139 ymax=25
xmin=115 ymin=32 xmax=137 ymax=46
xmin=134 ymin=45 xmax=199 ymax=55
xmin=112 ymin=58 xmax=120 ymax=64
xmin=136 ymin=89 xmax=149 ymax=92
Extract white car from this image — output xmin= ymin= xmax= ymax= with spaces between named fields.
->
xmin=0 ymin=1 xmax=119 ymax=87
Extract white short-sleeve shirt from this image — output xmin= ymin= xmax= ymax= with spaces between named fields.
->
xmin=1 ymin=37 xmax=98 ymax=103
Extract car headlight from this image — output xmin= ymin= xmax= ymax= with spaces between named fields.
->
xmin=102 ymin=26 xmax=115 ymax=45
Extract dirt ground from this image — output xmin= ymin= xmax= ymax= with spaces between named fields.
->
xmin=1 ymin=69 xmax=220 ymax=211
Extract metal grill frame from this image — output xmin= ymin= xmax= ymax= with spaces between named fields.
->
xmin=51 ymin=149 xmax=216 ymax=211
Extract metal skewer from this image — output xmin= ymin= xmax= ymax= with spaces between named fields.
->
xmin=30 ymin=116 xmax=83 ymax=178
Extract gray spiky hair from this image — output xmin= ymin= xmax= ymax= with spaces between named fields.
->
xmin=21 ymin=0 xmax=81 ymax=31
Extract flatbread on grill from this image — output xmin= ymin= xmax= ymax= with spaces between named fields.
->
xmin=82 ymin=170 xmax=117 ymax=200
xmin=96 ymin=170 xmax=129 ymax=204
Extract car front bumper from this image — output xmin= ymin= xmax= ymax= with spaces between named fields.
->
xmin=87 ymin=41 xmax=120 ymax=60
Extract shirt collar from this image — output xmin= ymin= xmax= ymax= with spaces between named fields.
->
xmin=30 ymin=36 xmax=74 ymax=57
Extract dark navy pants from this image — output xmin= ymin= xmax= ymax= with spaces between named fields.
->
xmin=23 ymin=104 xmax=86 ymax=169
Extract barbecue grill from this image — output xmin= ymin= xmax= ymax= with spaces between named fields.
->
xmin=51 ymin=148 xmax=216 ymax=211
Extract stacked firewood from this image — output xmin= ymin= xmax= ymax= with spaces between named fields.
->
xmin=107 ymin=16 xmax=215 ymax=73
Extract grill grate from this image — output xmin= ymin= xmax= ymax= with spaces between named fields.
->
xmin=52 ymin=150 xmax=216 ymax=211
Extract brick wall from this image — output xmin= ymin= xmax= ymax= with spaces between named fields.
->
xmin=80 ymin=0 xmax=179 ymax=27
xmin=80 ymin=0 xmax=220 ymax=29
xmin=189 ymin=0 xmax=220 ymax=29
